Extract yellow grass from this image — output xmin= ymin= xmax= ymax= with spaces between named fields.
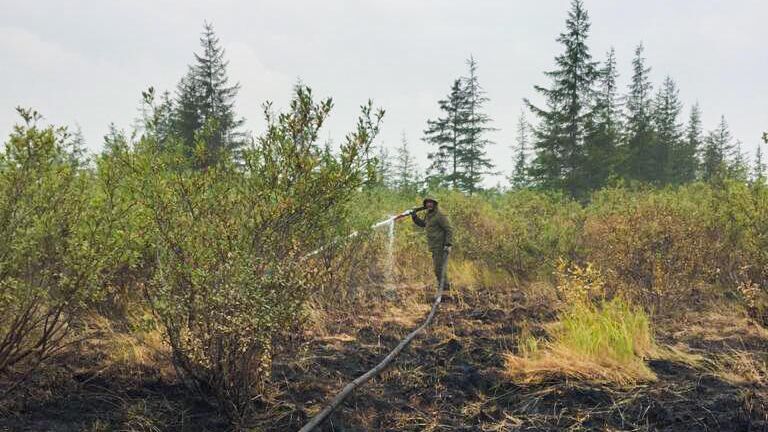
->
xmin=505 ymin=297 xmax=657 ymax=385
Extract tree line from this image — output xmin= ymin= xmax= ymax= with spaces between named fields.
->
xmin=102 ymin=11 xmax=760 ymax=199
xmin=517 ymin=0 xmax=753 ymax=198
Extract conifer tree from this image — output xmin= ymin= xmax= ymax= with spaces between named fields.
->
xmin=424 ymin=79 xmax=466 ymax=188
xmin=458 ymin=56 xmax=495 ymax=194
xmin=681 ymin=103 xmax=703 ymax=182
xmin=174 ymin=74 xmax=203 ymax=153
xmin=375 ymin=142 xmax=393 ymax=188
xmin=394 ymin=132 xmax=419 ymax=192
xmin=623 ymin=43 xmax=656 ymax=183
xmin=510 ymin=109 xmax=531 ymax=188
xmin=701 ymin=115 xmax=735 ymax=181
xmin=729 ymin=140 xmax=749 ymax=181
xmin=174 ymin=22 xmax=244 ymax=167
xmin=754 ymin=146 xmax=766 ymax=181
xmin=584 ymin=47 xmax=621 ymax=190
xmin=653 ymin=76 xmax=684 ymax=184
xmin=526 ymin=0 xmax=599 ymax=196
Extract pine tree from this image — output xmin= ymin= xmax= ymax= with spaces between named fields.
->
xmin=526 ymin=0 xmax=599 ymax=196
xmin=509 ymin=109 xmax=531 ymax=188
xmin=583 ymin=47 xmax=621 ymax=190
xmin=174 ymin=22 xmax=244 ymax=167
xmin=653 ymin=76 xmax=684 ymax=184
xmin=394 ymin=132 xmax=419 ymax=192
xmin=682 ymin=103 xmax=703 ymax=182
xmin=623 ymin=43 xmax=656 ymax=183
xmin=701 ymin=115 xmax=735 ymax=181
xmin=424 ymin=79 xmax=466 ymax=189
xmin=458 ymin=56 xmax=495 ymax=194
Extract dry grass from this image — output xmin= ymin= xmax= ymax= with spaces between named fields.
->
xmin=504 ymin=297 xmax=657 ymax=386
xmin=82 ymin=313 xmax=170 ymax=380
xmin=505 ymin=345 xmax=657 ymax=386
xmin=715 ymin=349 xmax=768 ymax=386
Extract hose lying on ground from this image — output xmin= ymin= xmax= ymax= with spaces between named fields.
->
xmin=297 ymin=250 xmax=451 ymax=432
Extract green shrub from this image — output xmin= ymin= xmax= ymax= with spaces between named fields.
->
xmin=0 ymin=109 xmax=110 ymax=382
xmin=124 ymin=86 xmax=382 ymax=427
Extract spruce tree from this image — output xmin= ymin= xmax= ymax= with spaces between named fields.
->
xmin=682 ymin=103 xmax=703 ymax=182
xmin=729 ymin=140 xmax=749 ymax=181
xmin=701 ymin=115 xmax=735 ymax=181
xmin=174 ymin=74 xmax=202 ymax=155
xmin=653 ymin=76 xmax=684 ymax=184
xmin=623 ymin=43 xmax=656 ymax=183
xmin=458 ymin=56 xmax=495 ymax=194
xmin=526 ymin=0 xmax=599 ymax=196
xmin=584 ymin=47 xmax=621 ymax=190
xmin=424 ymin=79 xmax=466 ymax=188
xmin=394 ymin=132 xmax=419 ymax=192
xmin=510 ymin=109 xmax=531 ymax=189
xmin=375 ymin=142 xmax=393 ymax=188
xmin=174 ymin=22 xmax=244 ymax=167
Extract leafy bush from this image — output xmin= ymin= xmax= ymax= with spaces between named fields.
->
xmin=583 ymin=185 xmax=725 ymax=309
xmin=123 ymin=86 xmax=382 ymax=426
xmin=0 ymin=109 xmax=110 ymax=384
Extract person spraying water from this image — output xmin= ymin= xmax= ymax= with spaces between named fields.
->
xmin=298 ymin=200 xmax=453 ymax=432
xmin=410 ymin=197 xmax=454 ymax=294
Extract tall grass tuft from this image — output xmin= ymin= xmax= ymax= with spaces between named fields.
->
xmin=506 ymin=263 xmax=657 ymax=385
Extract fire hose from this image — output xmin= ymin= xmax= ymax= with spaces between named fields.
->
xmin=298 ymin=229 xmax=448 ymax=432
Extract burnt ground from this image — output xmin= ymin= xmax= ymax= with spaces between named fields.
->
xmin=2 ymin=284 xmax=767 ymax=432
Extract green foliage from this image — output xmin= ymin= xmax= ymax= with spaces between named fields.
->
xmin=506 ymin=263 xmax=656 ymax=385
xmin=653 ymin=76 xmax=685 ymax=184
xmin=523 ymin=2 xmax=748 ymax=196
xmin=583 ymin=47 xmax=621 ymax=191
xmin=0 ymin=109 xmax=111 ymax=379
xmin=425 ymin=57 xmax=495 ymax=193
xmin=121 ymin=85 xmax=382 ymax=426
xmin=509 ymin=110 xmax=531 ymax=189
xmin=526 ymin=0 xmax=599 ymax=197
xmin=393 ymin=132 xmax=420 ymax=193
xmin=701 ymin=116 xmax=739 ymax=182
xmin=557 ymin=296 xmax=655 ymax=375
xmin=623 ymin=43 xmax=656 ymax=183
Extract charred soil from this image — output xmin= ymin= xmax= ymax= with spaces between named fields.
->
xmin=2 ymin=284 xmax=767 ymax=432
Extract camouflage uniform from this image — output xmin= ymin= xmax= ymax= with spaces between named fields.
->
xmin=411 ymin=200 xmax=454 ymax=288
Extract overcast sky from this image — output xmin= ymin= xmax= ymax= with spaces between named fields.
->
xmin=2 ymin=0 xmax=766 ymax=185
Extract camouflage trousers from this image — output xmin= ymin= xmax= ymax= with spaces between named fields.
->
xmin=431 ymin=248 xmax=450 ymax=289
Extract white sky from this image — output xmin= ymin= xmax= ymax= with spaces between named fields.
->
xmin=2 ymin=0 xmax=766 ymax=185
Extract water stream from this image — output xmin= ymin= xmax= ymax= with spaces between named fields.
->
xmin=304 ymin=211 xmax=409 ymax=275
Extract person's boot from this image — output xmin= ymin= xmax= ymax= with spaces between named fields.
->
xmin=441 ymin=282 xmax=453 ymax=302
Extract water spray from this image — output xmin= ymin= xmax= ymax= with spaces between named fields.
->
xmin=303 ymin=207 xmax=422 ymax=260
